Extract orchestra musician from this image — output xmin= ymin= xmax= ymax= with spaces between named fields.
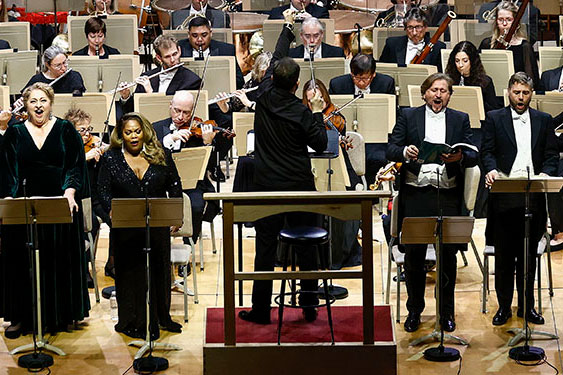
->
xmin=482 ymin=72 xmax=558 ymax=326
xmin=379 ymin=7 xmax=446 ymax=71
xmin=288 ymin=17 xmax=345 ymax=59
xmin=238 ymin=9 xmax=327 ymax=325
xmin=478 ymin=1 xmax=539 ymax=88
xmin=329 ymin=53 xmax=395 ymax=186
xmin=477 ymin=0 xmax=540 ymax=45
xmin=118 ymin=34 xmax=202 ymax=115
xmin=89 ymin=0 xmax=117 ymax=14
xmin=0 ymin=83 xmax=90 ymax=339
xmin=97 ymin=113 xmax=183 ymax=339
xmin=386 ymin=73 xmax=478 ymax=333
xmin=72 ymin=17 xmax=121 ymax=58
xmin=22 ymin=45 xmax=86 ymax=94
xmin=268 ymin=0 xmax=329 ymax=20
xmin=152 ymin=91 xmax=221 ymax=248
xmin=171 ymin=0 xmax=230 ymax=29
xmin=178 ymin=16 xmax=244 ymax=90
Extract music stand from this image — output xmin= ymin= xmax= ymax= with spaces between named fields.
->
xmin=111 ymin=197 xmax=183 ymax=371
xmin=0 ymin=197 xmax=71 ymax=369
xmin=490 ymin=175 xmax=563 ymax=359
xmin=401 ymin=216 xmax=474 ymax=360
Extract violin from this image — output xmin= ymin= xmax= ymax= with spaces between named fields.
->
xmin=178 ymin=116 xmax=236 ymax=139
xmin=370 ymin=162 xmax=402 ymax=190
xmin=83 ymin=134 xmax=109 ymax=156
xmin=322 ymin=103 xmax=346 ymax=134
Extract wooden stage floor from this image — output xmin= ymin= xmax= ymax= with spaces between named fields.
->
xmin=1 ymin=179 xmax=562 ymax=374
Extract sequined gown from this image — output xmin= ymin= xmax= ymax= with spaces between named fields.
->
xmin=0 ymin=118 xmax=90 ymax=333
xmin=97 ymin=148 xmax=182 ymax=339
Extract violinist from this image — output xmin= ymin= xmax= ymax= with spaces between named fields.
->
xmin=73 ymin=17 xmax=121 ymax=59
xmin=152 ymin=91 xmax=221 ymax=253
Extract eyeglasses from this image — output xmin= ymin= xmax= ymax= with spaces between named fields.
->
xmin=352 ymin=74 xmax=373 ymax=83
xmin=405 ymin=25 xmax=424 ymax=32
xmin=51 ymin=60 xmax=68 ymax=70
xmin=77 ymin=126 xmax=93 ymax=134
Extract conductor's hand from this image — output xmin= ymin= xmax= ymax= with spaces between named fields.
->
xmin=310 ymin=91 xmax=324 ymax=113
xmin=172 ymin=129 xmax=191 ymax=143
xmin=485 ymin=169 xmax=500 ymax=188
xmin=283 ymin=9 xmax=296 ymax=24
xmin=136 ymin=76 xmax=152 ymax=94
xmin=440 ymin=150 xmax=462 ymax=163
xmin=214 ymin=92 xmax=231 ymax=113
xmin=64 ymin=188 xmax=79 ymax=214
xmin=405 ymin=145 xmax=418 ymax=160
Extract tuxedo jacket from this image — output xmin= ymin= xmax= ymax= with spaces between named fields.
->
xmin=0 ymin=39 xmax=11 ymax=50
xmin=72 ymin=44 xmax=121 ymax=59
xmin=386 ymin=105 xmax=479 ymax=184
xmin=268 ymin=3 xmax=329 ymax=19
xmin=328 ymin=73 xmax=395 ymax=95
xmin=538 ymin=66 xmax=562 ymax=92
xmin=288 ymin=42 xmax=345 ymax=58
xmin=379 ymin=34 xmax=446 ymax=72
xmin=171 ymin=6 xmax=230 ymax=29
xmin=119 ymin=66 xmax=201 ymax=114
xmin=481 ymin=107 xmax=559 ymax=177
xmin=178 ymin=39 xmax=244 ymax=89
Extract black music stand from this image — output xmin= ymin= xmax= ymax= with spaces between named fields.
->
xmin=401 ymin=216 xmax=474 ymax=361
xmin=490 ymin=175 xmax=563 ymax=360
xmin=0 ymin=197 xmax=71 ymax=368
xmin=111 ymin=196 xmax=183 ymax=371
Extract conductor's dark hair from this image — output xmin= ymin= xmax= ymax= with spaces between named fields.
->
xmin=350 ymin=53 xmax=376 ymax=75
xmin=273 ymin=57 xmax=300 ymax=90
xmin=85 ymin=16 xmax=106 ymax=36
xmin=404 ymin=7 xmax=428 ymax=27
xmin=188 ymin=16 xmax=211 ymax=30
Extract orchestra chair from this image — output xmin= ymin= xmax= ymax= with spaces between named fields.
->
xmin=68 ymin=55 xmax=141 ymax=93
xmin=0 ymin=21 xmax=31 ymax=51
xmin=448 ymin=20 xmax=491 ymax=51
xmin=134 ymin=91 xmax=209 ymax=124
xmin=170 ymin=192 xmax=199 ymax=322
xmin=262 ymin=19 xmax=335 ymax=53
xmin=331 ymin=93 xmax=396 ymax=143
xmin=275 ymin=226 xmax=335 ymax=345
xmin=173 ymin=146 xmax=214 ymax=271
xmin=180 ymin=56 xmax=237 ymax=102
xmin=0 ymin=50 xmax=38 ymax=95
xmin=51 ymin=93 xmax=116 ymax=133
xmin=0 ymin=85 xmax=10 ymax=110
xmin=233 ymin=112 xmax=255 ymax=157
xmin=538 ymin=46 xmax=563 ymax=75
xmin=68 ymin=14 xmax=138 ymax=55
xmin=480 ymin=50 xmax=515 ymax=97
xmin=241 ymin=0 xmax=283 ymax=11
xmin=408 ymin=84 xmax=485 ymax=129
xmin=82 ymin=197 xmax=101 ymax=303
xmin=345 ymin=131 xmax=368 ymax=191
xmin=375 ymin=63 xmax=437 ymax=107
xmin=372 ymin=27 xmax=442 ymax=62
xmin=295 ymin=58 xmax=347 ymax=99
xmin=164 ymin=28 xmax=234 ymax=45
xmin=535 ymin=92 xmax=563 ymax=119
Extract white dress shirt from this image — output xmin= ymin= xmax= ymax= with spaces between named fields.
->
xmin=354 ymin=84 xmax=370 ymax=97
xmin=192 ymin=47 xmax=210 ymax=59
xmin=163 ymin=123 xmax=183 ymax=151
xmin=508 ymin=108 xmax=534 ymax=177
xmin=405 ymin=39 xmax=425 ymax=65
xmin=158 ymin=70 xmax=174 ymax=94
xmin=405 ymin=106 xmax=457 ymax=188
xmin=189 ymin=5 xmax=207 ymax=17
xmin=303 ymin=44 xmax=322 ymax=59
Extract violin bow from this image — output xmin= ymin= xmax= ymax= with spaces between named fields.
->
xmin=101 ymin=71 xmax=122 ymax=145
xmin=188 ymin=53 xmax=211 ymax=130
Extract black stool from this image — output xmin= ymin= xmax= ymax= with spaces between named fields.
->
xmin=274 ymin=226 xmax=335 ymax=345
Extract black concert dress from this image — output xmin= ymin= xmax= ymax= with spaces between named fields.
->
xmin=97 ymin=148 xmax=182 ymax=339
xmin=22 ymin=70 xmax=87 ymax=94
xmin=0 ymin=118 xmax=90 ymax=333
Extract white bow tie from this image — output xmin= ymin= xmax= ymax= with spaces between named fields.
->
xmin=427 ymin=110 xmax=445 ymax=120
xmin=407 ymin=41 xmax=424 ymax=52
xmin=512 ymin=114 xmax=529 ymax=123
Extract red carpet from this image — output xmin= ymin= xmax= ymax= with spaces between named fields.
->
xmin=206 ymin=305 xmax=394 ymax=344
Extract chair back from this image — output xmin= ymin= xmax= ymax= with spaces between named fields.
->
xmin=345 ymin=131 xmax=366 ymax=177
xmin=464 ymin=166 xmax=481 ymax=212
xmin=538 ymin=46 xmax=563 ymax=74
xmin=173 ymin=193 xmax=193 ymax=238
xmin=480 ymin=50 xmax=514 ymax=95
xmin=82 ymin=197 xmax=93 ymax=232
xmin=233 ymin=112 xmax=255 ymax=157
xmin=52 ymin=93 xmax=116 ymax=133
xmin=134 ymin=91 xmax=208 ymax=124
xmin=262 ymin=19 xmax=335 ymax=52
xmin=390 ymin=194 xmax=399 ymax=238
xmin=68 ymin=15 xmax=138 ymax=54
xmin=0 ymin=21 xmax=31 ymax=51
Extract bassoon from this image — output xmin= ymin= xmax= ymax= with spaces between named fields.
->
xmin=410 ymin=10 xmax=456 ymax=64
xmin=492 ymin=0 xmax=530 ymax=49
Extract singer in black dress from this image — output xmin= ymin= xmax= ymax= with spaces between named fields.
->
xmin=0 ymin=83 xmax=90 ymax=338
xmin=97 ymin=112 xmax=183 ymax=339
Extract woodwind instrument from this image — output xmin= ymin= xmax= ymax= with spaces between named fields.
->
xmin=107 ymin=63 xmax=183 ymax=94
xmin=410 ymin=11 xmax=456 ymax=64
xmin=207 ymin=86 xmax=259 ymax=105
xmin=492 ymin=0 xmax=529 ymax=49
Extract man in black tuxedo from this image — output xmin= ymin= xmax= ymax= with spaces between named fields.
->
xmin=379 ymin=7 xmax=445 ymax=71
xmin=152 ymin=90 xmax=220 ymax=246
xmin=171 ymin=0 xmax=230 ymax=29
xmin=482 ymin=72 xmax=559 ymax=326
xmin=0 ymin=40 xmax=11 ymax=50
xmin=538 ymin=65 xmax=563 ymax=93
xmin=269 ymin=0 xmax=329 ymax=19
xmin=178 ymin=16 xmax=244 ymax=89
xmin=329 ymin=53 xmax=395 ymax=185
xmin=288 ymin=17 xmax=344 ymax=58
xmin=238 ymin=9 xmax=327 ymax=325
xmin=387 ymin=73 xmax=478 ymax=333
xmin=118 ymin=34 xmax=201 ymax=115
